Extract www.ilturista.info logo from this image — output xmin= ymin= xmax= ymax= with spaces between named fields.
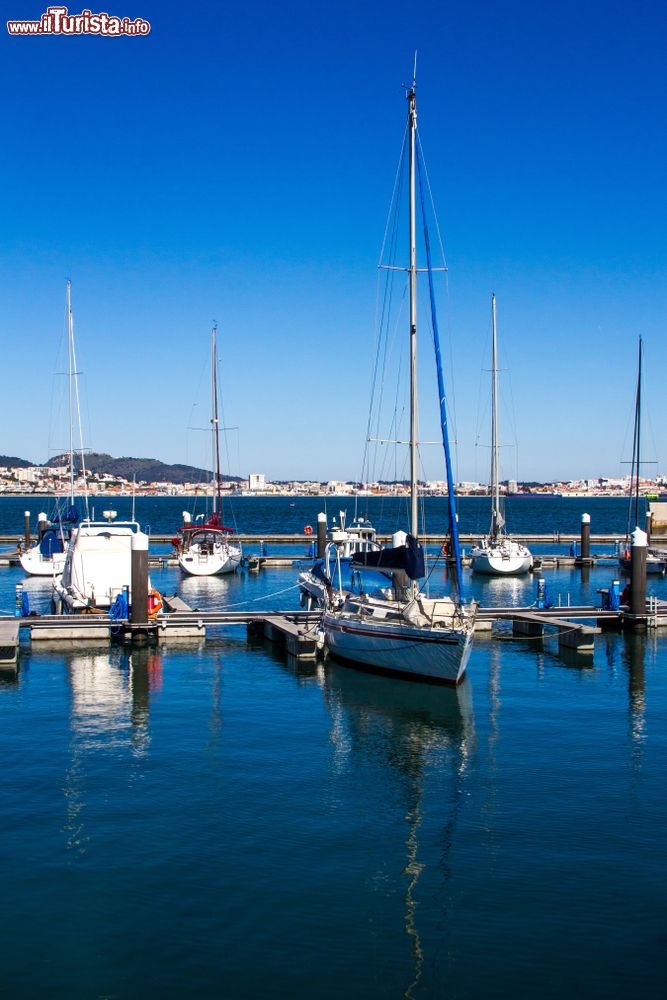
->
xmin=7 ymin=6 xmax=150 ymax=35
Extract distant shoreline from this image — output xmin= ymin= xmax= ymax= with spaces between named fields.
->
xmin=1 ymin=492 xmax=665 ymax=501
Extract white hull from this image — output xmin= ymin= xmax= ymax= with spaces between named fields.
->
xmin=322 ymin=611 xmax=474 ymax=685
xmin=20 ymin=546 xmax=66 ymax=577
xmin=299 ymin=574 xmax=327 ymax=609
xmin=178 ymin=543 xmax=242 ymax=576
xmin=470 ymin=540 xmax=533 ymax=576
xmin=54 ymin=520 xmax=149 ymax=611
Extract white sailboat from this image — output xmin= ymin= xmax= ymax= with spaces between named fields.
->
xmin=20 ymin=280 xmax=88 ymax=577
xmin=175 ymin=326 xmax=242 ymax=577
xmin=321 ymin=81 xmax=476 ymax=686
xmin=470 ymin=295 xmax=532 ymax=576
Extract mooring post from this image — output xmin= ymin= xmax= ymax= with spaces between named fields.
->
xmin=580 ymin=512 xmax=590 ymax=560
xmin=630 ymin=527 xmax=647 ymax=619
xmin=317 ymin=512 xmax=327 ymax=559
xmin=131 ymin=531 xmax=149 ymax=627
xmin=645 ymin=510 xmax=652 ymax=545
xmin=23 ymin=511 xmax=30 ymax=549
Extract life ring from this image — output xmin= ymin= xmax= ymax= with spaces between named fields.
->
xmin=304 ymin=525 xmax=313 ymax=535
xmin=147 ymin=588 xmax=163 ymax=618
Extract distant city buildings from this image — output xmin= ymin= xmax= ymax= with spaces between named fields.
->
xmin=0 ymin=463 xmax=665 ymax=498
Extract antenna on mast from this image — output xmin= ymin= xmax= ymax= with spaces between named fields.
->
xmin=412 ymin=50 xmax=418 ymax=88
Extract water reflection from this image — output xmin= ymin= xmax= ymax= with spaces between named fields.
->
xmin=178 ymin=574 xmax=236 ymax=610
xmin=467 ymin=572 xmax=534 ymax=608
xmin=61 ymin=645 xmax=164 ymax=856
xmin=21 ymin=574 xmax=56 ymax=615
xmin=321 ymin=665 xmax=474 ymax=998
xmin=67 ymin=646 xmax=132 ymax=737
xmin=620 ymin=633 xmax=647 ymax=767
xmin=208 ymin=651 xmax=224 ymax=749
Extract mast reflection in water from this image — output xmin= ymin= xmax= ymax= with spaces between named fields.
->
xmin=321 ymin=663 xmax=475 ymax=998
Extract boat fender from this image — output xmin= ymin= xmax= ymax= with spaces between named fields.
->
xmin=147 ymin=588 xmax=163 ymax=618
xmin=304 ymin=525 xmax=313 ymax=535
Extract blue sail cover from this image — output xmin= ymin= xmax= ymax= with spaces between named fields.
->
xmin=351 ymin=535 xmax=425 ymax=580
xmin=62 ymin=506 xmax=80 ymax=525
xmin=39 ymin=530 xmax=64 ymax=557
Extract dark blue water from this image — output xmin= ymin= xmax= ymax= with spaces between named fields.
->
xmin=1 ymin=497 xmax=666 ymax=997
xmin=0 ymin=494 xmax=644 ymax=536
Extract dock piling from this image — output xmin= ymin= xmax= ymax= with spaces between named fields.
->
xmin=580 ymin=513 xmax=590 ymax=560
xmin=630 ymin=527 xmax=647 ymax=622
xmin=23 ymin=511 xmax=30 ymax=550
xmin=130 ymin=531 xmax=149 ymax=628
xmin=317 ymin=513 xmax=327 ymax=559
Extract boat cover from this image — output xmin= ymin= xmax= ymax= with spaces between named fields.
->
xmin=39 ymin=530 xmax=64 ymax=557
xmin=351 ymin=534 xmax=425 ymax=580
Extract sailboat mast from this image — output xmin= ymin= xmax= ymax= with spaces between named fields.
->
xmin=67 ymin=280 xmax=74 ymax=505
xmin=408 ymin=85 xmax=418 ymax=540
xmin=490 ymin=293 xmax=500 ymax=537
xmin=634 ymin=337 xmax=643 ymax=528
xmin=211 ymin=325 xmax=222 ymax=517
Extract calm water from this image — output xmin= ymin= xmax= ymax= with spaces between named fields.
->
xmin=0 ymin=493 xmax=650 ymax=537
xmin=1 ymin=498 xmax=666 ymax=997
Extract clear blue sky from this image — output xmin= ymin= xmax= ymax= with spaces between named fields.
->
xmin=1 ymin=0 xmax=665 ymax=482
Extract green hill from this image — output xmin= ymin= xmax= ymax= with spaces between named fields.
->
xmin=45 ymin=452 xmax=241 ymax=485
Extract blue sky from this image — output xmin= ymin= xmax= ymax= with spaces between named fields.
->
xmin=1 ymin=0 xmax=665 ymax=482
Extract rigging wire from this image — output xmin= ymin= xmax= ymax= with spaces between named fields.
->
xmin=361 ymin=122 xmax=408 ymax=490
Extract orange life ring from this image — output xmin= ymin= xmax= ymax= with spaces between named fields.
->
xmin=304 ymin=525 xmax=313 ymax=536
xmin=147 ymin=588 xmax=163 ymax=619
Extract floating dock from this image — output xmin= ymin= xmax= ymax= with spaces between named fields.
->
xmin=3 ymin=599 xmax=667 ymax=671
xmin=0 ymin=620 xmax=19 ymax=667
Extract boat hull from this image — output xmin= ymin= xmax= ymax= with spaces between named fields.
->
xmin=322 ymin=611 xmax=473 ymax=685
xmin=20 ymin=547 xmax=66 ymax=577
xmin=178 ymin=545 xmax=242 ymax=576
xmin=470 ymin=542 xmax=533 ymax=576
xmin=618 ymin=556 xmax=665 ymax=575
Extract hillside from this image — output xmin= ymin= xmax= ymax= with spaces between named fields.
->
xmin=0 ymin=454 xmax=34 ymax=468
xmin=45 ymin=453 xmax=241 ymax=485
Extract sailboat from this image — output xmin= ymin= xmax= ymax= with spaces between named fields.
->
xmin=470 ymin=294 xmax=532 ymax=575
xmin=618 ymin=338 xmax=665 ymax=575
xmin=321 ymin=80 xmax=476 ymax=686
xmin=175 ymin=326 xmax=242 ymax=576
xmin=20 ymin=280 xmax=88 ymax=576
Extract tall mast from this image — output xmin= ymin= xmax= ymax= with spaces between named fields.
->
xmin=67 ymin=280 xmax=74 ymax=504
xmin=211 ymin=325 xmax=222 ymax=517
xmin=634 ymin=337 xmax=643 ymax=528
xmin=408 ymin=84 xmax=418 ymax=540
xmin=490 ymin=293 xmax=500 ymax=537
